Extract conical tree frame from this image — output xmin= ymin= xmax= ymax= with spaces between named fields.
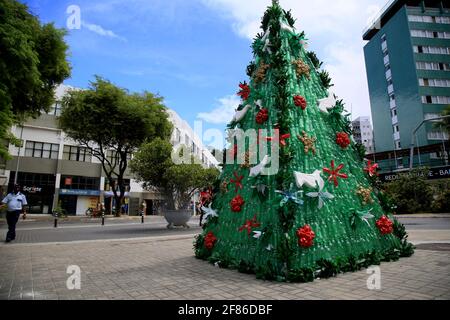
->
xmin=194 ymin=2 xmax=414 ymax=283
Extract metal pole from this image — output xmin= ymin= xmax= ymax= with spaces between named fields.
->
xmin=409 ymin=115 xmax=450 ymax=170
xmin=416 ymin=134 xmax=422 ymax=166
xmin=14 ymin=125 xmax=24 ymax=185
xmin=54 ymin=212 xmax=58 ymax=228
xmin=440 ymin=124 xmax=448 ymax=165
xmin=141 ymin=210 xmax=144 ymax=224
xmin=102 ymin=212 xmax=105 ymax=226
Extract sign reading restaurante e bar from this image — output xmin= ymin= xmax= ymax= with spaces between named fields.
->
xmin=380 ymin=166 xmax=450 ymax=182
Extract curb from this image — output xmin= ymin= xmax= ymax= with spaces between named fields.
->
xmin=0 ymin=233 xmax=199 ymax=248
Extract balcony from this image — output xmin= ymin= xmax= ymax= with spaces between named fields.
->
xmin=384 ymin=55 xmax=390 ymax=66
xmin=385 ymin=69 xmax=392 ymax=80
xmin=391 ymin=115 xmax=398 ymax=125
xmin=393 ymin=132 xmax=400 ymax=141
xmin=390 ymin=99 xmax=396 ymax=109
xmin=387 ymin=84 xmax=394 ymax=94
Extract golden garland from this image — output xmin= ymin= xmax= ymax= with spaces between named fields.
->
xmin=292 ymin=59 xmax=310 ymax=79
xmin=356 ymin=186 xmax=373 ymax=205
xmin=297 ymin=131 xmax=317 ymax=155
xmin=254 ymin=62 xmax=270 ymax=83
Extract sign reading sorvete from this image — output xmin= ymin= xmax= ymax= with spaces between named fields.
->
xmin=380 ymin=165 xmax=450 ymax=182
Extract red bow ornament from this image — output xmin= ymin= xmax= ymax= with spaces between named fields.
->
xmin=376 ymin=216 xmax=393 ymax=235
xmin=256 ymin=108 xmax=269 ymax=124
xmin=336 ymin=132 xmax=351 ymax=149
xmin=296 ymin=225 xmax=315 ymax=248
xmin=294 ymin=95 xmax=307 ymax=110
xmin=204 ymin=232 xmax=217 ymax=250
xmin=230 ymin=195 xmax=245 ymax=212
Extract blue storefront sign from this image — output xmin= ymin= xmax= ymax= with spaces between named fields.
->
xmin=59 ymin=189 xmax=101 ymax=196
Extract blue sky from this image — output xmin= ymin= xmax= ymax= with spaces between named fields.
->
xmin=23 ymin=0 xmax=387 ymax=148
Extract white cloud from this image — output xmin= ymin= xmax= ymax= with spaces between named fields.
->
xmin=200 ymin=0 xmax=386 ymax=120
xmin=197 ymin=95 xmax=241 ymax=124
xmin=81 ymin=21 xmax=126 ymax=41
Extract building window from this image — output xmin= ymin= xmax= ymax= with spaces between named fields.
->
xmin=422 ymin=96 xmax=450 ymax=104
xmin=393 ymin=125 xmax=399 ymax=133
xmin=416 ymin=61 xmax=450 ymax=71
xmin=25 ymin=141 xmax=59 ymax=159
xmin=61 ymin=175 xmax=100 ymax=190
xmin=409 ymin=15 xmax=450 ymax=24
xmin=428 ymin=131 xmax=449 ymax=140
xmin=419 ymin=78 xmax=450 ymax=87
xmin=411 ymin=29 xmax=450 ymax=39
xmin=47 ymin=102 xmax=62 ymax=116
xmin=63 ymin=145 xmax=92 ymax=162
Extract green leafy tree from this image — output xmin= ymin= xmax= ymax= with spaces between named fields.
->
xmin=59 ymin=77 xmax=172 ymax=216
xmin=384 ymin=168 xmax=434 ymax=214
xmin=130 ymin=139 xmax=220 ymax=210
xmin=194 ymin=1 xmax=413 ymax=282
xmin=0 ymin=0 xmax=70 ymax=158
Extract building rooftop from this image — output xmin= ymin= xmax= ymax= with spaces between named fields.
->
xmin=363 ymin=0 xmax=449 ymax=40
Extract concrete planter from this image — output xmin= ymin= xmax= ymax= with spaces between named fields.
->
xmin=164 ymin=209 xmax=192 ymax=229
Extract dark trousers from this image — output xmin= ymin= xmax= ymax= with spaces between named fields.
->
xmin=6 ymin=210 xmax=21 ymax=240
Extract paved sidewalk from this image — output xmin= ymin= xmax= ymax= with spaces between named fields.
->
xmin=0 ymin=234 xmax=449 ymax=300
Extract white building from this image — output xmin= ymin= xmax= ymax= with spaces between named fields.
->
xmin=0 ymin=85 xmax=218 ymax=216
xmin=352 ymin=116 xmax=375 ymax=154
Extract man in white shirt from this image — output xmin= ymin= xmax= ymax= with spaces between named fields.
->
xmin=1 ymin=184 xmax=27 ymax=243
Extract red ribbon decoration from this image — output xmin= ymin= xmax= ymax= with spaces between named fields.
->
xmin=266 ymin=133 xmax=291 ymax=147
xmin=323 ymin=160 xmax=348 ymax=187
xmin=239 ymin=215 xmax=261 ymax=235
xmin=293 ymin=95 xmax=307 ymax=110
xmin=256 ymin=108 xmax=269 ymax=124
xmin=230 ymin=172 xmax=244 ymax=193
xmin=230 ymin=195 xmax=245 ymax=212
xmin=376 ymin=216 xmax=394 ymax=235
xmin=237 ymin=82 xmax=250 ymax=101
xmin=204 ymin=232 xmax=217 ymax=250
xmin=364 ymin=160 xmax=379 ymax=177
xmin=296 ymin=225 xmax=315 ymax=248
xmin=336 ymin=132 xmax=351 ymax=149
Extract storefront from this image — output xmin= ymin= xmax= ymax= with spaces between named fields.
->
xmin=8 ymin=172 xmax=56 ymax=214
xmin=59 ymin=175 xmax=101 ymax=216
xmin=59 ymin=189 xmax=101 ymax=216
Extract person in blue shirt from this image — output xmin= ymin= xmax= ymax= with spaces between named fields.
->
xmin=1 ymin=184 xmax=27 ymax=243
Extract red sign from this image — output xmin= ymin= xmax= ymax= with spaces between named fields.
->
xmin=65 ymin=177 xmax=72 ymax=185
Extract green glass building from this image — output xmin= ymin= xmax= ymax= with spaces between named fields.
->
xmin=363 ymin=0 xmax=450 ymax=170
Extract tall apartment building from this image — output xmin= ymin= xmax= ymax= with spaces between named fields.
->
xmin=352 ymin=117 xmax=375 ymax=154
xmin=363 ymin=0 xmax=450 ymax=168
xmin=0 ymin=85 xmax=218 ymax=216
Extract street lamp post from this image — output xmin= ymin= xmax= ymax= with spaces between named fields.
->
xmin=409 ymin=115 xmax=450 ymax=170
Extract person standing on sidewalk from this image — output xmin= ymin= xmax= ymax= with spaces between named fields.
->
xmin=1 ymin=184 xmax=27 ymax=243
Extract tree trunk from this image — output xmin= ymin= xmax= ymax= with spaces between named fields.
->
xmin=164 ymin=188 xmax=176 ymax=210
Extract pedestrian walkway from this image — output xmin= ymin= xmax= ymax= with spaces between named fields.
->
xmin=0 ymin=234 xmax=448 ymax=300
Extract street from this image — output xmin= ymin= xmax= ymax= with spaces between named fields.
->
xmin=0 ymin=215 xmax=448 ymax=244
xmin=0 ymin=214 xmax=449 ymax=300
xmin=0 ymin=216 xmax=201 ymax=244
